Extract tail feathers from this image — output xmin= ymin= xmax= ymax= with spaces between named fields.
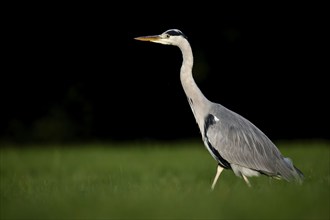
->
xmin=293 ymin=165 xmax=305 ymax=183
xmin=280 ymin=157 xmax=304 ymax=184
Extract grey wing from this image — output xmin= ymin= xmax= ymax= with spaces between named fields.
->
xmin=205 ymin=105 xmax=298 ymax=180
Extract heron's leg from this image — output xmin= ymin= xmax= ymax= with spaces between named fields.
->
xmin=242 ymin=174 xmax=252 ymax=187
xmin=211 ymin=165 xmax=224 ymax=190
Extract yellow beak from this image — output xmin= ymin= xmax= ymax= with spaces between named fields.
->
xmin=134 ymin=35 xmax=161 ymax=42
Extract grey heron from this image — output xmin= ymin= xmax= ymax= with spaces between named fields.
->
xmin=135 ymin=29 xmax=304 ymax=190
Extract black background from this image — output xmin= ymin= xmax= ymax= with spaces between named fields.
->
xmin=1 ymin=3 xmax=328 ymax=143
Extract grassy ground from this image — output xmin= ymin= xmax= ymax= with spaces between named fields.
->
xmin=0 ymin=140 xmax=329 ymax=219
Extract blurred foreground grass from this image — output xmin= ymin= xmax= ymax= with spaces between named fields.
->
xmin=1 ymin=140 xmax=329 ymax=219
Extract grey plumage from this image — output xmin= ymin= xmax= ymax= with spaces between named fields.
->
xmin=205 ymin=105 xmax=303 ymax=182
xmin=135 ymin=29 xmax=304 ymax=189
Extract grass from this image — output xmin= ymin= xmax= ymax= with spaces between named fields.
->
xmin=0 ymin=140 xmax=329 ymax=219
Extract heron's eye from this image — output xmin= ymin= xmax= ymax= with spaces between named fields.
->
xmin=165 ymin=34 xmax=170 ymax=38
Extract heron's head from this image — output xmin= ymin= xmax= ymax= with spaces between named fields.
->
xmin=134 ymin=29 xmax=187 ymax=46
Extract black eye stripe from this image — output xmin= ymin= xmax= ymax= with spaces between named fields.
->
xmin=164 ymin=29 xmax=188 ymax=39
xmin=166 ymin=30 xmax=182 ymax=36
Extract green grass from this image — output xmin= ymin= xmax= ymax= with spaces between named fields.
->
xmin=1 ymin=140 xmax=329 ymax=219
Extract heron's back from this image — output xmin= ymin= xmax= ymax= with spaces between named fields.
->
xmin=204 ymin=103 xmax=304 ymax=183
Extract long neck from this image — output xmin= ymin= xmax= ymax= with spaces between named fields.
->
xmin=178 ymin=40 xmax=210 ymax=131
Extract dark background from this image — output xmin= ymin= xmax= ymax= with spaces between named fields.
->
xmin=1 ymin=3 xmax=328 ymax=143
